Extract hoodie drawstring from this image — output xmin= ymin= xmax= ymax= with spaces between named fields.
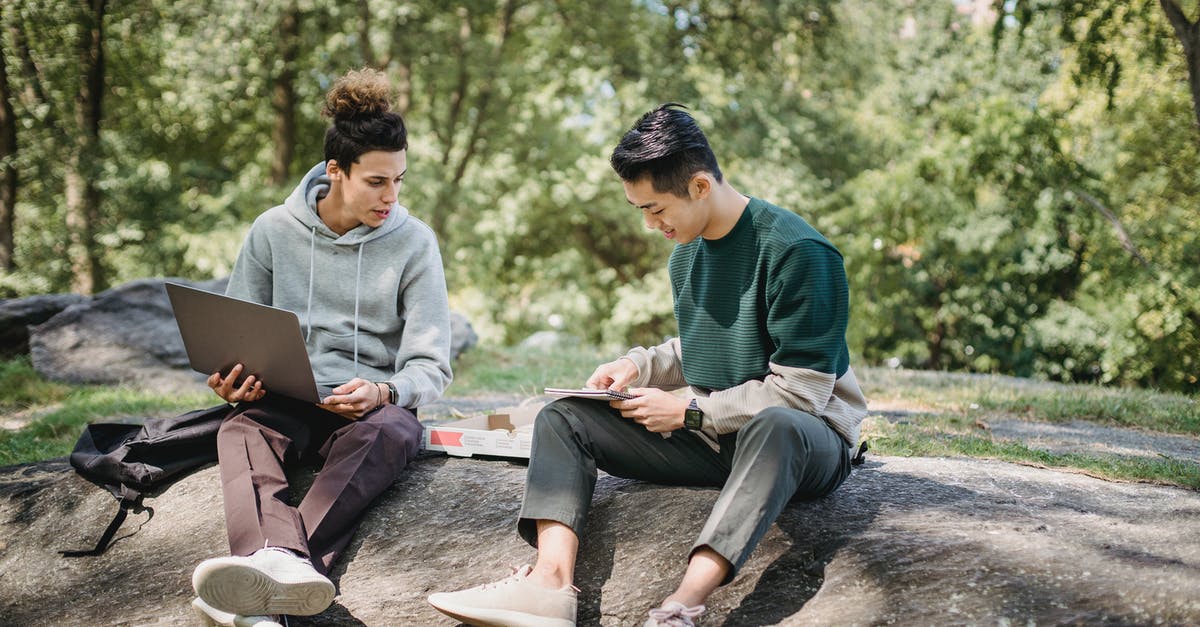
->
xmin=353 ymin=242 xmax=364 ymax=377
xmin=306 ymin=226 xmax=316 ymax=341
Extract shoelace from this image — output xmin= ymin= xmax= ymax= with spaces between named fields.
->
xmin=477 ymin=565 xmax=526 ymax=590
xmin=648 ymin=603 xmax=706 ymax=626
xmin=476 ymin=565 xmax=581 ymax=593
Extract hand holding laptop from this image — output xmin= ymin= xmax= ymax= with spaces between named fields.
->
xmin=208 ymin=363 xmax=266 ymax=404
xmin=317 ymin=378 xmax=386 ymax=420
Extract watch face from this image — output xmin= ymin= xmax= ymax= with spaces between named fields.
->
xmin=685 ymin=408 xmax=703 ymax=430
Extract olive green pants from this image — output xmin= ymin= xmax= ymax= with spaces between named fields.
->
xmin=517 ymin=398 xmax=851 ymax=581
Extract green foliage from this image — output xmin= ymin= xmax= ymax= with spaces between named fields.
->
xmin=1 ymin=0 xmax=1199 ymax=392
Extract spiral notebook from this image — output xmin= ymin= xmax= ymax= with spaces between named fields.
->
xmin=543 ymin=387 xmax=637 ymax=400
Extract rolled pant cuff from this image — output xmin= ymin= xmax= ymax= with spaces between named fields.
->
xmin=516 ymin=509 xmax=585 ymax=548
xmin=689 ymin=539 xmax=746 ymax=586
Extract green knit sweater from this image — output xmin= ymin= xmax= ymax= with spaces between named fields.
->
xmin=669 ymin=197 xmax=851 ymax=391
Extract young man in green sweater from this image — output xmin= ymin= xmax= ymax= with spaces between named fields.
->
xmin=429 ymin=104 xmax=867 ymax=627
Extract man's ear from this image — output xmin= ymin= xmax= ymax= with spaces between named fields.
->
xmin=690 ymin=173 xmax=713 ymax=200
xmin=326 ymin=160 xmax=342 ymax=180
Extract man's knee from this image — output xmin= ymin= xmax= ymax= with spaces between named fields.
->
xmin=359 ymin=406 xmax=422 ymax=454
xmin=742 ymin=407 xmax=820 ymax=449
xmin=216 ymin=411 xmax=255 ymax=444
xmin=532 ymin=399 xmax=583 ymax=440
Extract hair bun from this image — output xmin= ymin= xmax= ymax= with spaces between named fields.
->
xmin=322 ymin=68 xmax=393 ymax=120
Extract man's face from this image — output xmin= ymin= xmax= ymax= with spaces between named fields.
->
xmin=623 ymin=177 xmax=708 ymax=245
xmin=332 ymin=150 xmax=408 ymax=229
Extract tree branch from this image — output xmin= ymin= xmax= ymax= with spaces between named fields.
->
xmin=7 ymin=19 xmax=54 ymax=126
xmin=441 ymin=6 xmax=472 ymax=167
xmin=452 ymin=0 xmax=518 ymax=182
xmin=1075 ymin=186 xmax=1200 ymax=329
xmin=1073 ymin=188 xmax=1150 ymax=268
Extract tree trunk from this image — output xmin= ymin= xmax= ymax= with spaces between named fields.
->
xmin=430 ymin=0 xmax=518 ymax=242
xmin=357 ymin=0 xmax=376 ymax=67
xmin=270 ymin=0 xmax=300 ymax=186
xmin=1160 ymin=0 xmax=1200 ymax=133
xmin=65 ymin=0 xmax=108 ymax=294
xmin=926 ymin=317 xmax=945 ymax=370
xmin=0 ymin=16 xmax=18 ymax=272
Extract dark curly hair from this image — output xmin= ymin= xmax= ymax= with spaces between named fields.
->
xmin=322 ymin=68 xmax=407 ymax=173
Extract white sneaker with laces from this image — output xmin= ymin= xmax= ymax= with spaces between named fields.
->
xmin=191 ymin=597 xmax=283 ymax=627
xmin=427 ymin=564 xmax=577 ymax=627
xmin=643 ymin=601 xmax=706 ymax=627
xmin=192 ymin=547 xmax=334 ymax=617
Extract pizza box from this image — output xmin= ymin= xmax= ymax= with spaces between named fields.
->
xmin=422 ymin=403 xmax=544 ymax=458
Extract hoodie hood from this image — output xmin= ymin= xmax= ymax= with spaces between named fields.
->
xmin=285 ymin=161 xmax=410 ymax=246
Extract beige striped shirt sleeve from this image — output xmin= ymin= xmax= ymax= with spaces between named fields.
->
xmin=622 ymin=337 xmax=687 ymax=389
xmin=697 ymin=363 xmax=867 ymax=447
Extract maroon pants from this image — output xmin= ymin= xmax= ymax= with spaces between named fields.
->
xmin=216 ymin=395 xmax=421 ymax=574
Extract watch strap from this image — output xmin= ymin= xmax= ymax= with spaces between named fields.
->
xmin=684 ymin=398 xmax=704 ymax=430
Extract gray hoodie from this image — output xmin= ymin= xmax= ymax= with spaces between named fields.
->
xmin=226 ymin=161 xmax=453 ymax=408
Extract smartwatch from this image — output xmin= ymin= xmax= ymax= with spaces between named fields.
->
xmin=684 ymin=398 xmax=704 ymax=430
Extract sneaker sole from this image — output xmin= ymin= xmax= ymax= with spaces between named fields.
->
xmin=427 ymin=594 xmax=574 ymax=627
xmin=193 ymin=560 xmax=335 ymax=617
xmin=192 ymin=598 xmax=228 ymax=627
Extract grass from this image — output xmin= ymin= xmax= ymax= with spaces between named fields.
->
xmin=859 ymin=366 xmax=1200 ymax=488
xmin=1 ymin=352 xmax=1198 ymax=489
xmin=0 ymin=357 xmax=211 ymax=467
xmin=446 ymin=343 xmax=612 ymax=397
xmin=860 ymin=367 xmax=1200 ymax=436
xmin=862 ymin=412 xmax=1200 ymax=490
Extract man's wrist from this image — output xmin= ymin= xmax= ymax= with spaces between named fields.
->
xmin=374 ymin=383 xmax=386 ymax=408
xmin=380 ymin=381 xmax=398 ymax=405
xmin=683 ymin=397 xmax=704 ymax=430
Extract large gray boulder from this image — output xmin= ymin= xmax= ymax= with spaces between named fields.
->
xmin=0 ymin=293 xmax=88 ymax=357
xmin=25 ymin=277 xmax=478 ymax=387
xmin=450 ymin=311 xmax=479 ymax=361
xmin=1 ymin=453 xmax=1196 ymax=625
xmin=28 ymin=278 xmax=227 ymax=388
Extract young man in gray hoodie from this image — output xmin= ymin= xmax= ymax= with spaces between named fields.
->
xmin=189 ymin=69 xmax=452 ymax=627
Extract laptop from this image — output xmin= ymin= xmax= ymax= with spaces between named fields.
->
xmin=165 ymin=282 xmax=334 ymax=403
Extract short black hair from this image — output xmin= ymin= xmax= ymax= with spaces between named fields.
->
xmin=609 ymin=103 xmax=722 ymax=198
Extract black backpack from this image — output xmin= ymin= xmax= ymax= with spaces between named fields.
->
xmin=61 ymin=404 xmax=232 ymax=557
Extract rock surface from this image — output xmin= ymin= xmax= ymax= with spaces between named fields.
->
xmin=1 ymin=451 xmax=1197 ymax=626
xmin=0 ymin=293 xmax=88 ymax=358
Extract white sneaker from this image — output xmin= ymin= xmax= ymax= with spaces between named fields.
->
xmin=191 ymin=597 xmax=283 ymax=627
xmin=428 ymin=564 xmax=577 ymax=627
xmin=643 ymin=601 xmax=705 ymax=627
xmin=193 ymin=548 xmax=335 ymax=617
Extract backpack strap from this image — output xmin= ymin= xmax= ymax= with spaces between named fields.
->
xmin=60 ymin=489 xmax=151 ymax=558
xmin=850 ymin=441 xmax=869 ymax=466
